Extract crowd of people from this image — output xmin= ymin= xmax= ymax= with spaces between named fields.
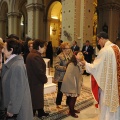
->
xmin=0 ymin=31 xmax=120 ymax=120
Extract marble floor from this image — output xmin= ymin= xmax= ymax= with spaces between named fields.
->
xmin=50 ymin=67 xmax=99 ymax=120
xmin=44 ymin=54 xmax=100 ymax=120
xmin=63 ymin=75 xmax=99 ymax=120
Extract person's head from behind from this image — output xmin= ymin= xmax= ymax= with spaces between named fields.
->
xmin=33 ymin=39 xmax=46 ymax=54
xmin=28 ymin=40 xmax=33 ymax=52
xmin=70 ymin=51 xmax=84 ymax=66
xmin=7 ymin=34 xmax=19 ymax=40
xmin=0 ymin=38 xmax=3 ymax=42
xmin=3 ymin=39 xmax=22 ymax=59
xmin=97 ymin=31 xmax=109 ymax=48
xmin=0 ymin=41 xmax=4 ymax=53
xmin=47 ymin=41 xmax=52 ymax=46
xmin=60 ymin=42 xmax=71 ymax=55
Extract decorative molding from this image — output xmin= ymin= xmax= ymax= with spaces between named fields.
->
xmin=98 ymin=3 xmax=120 ymax=11
xmin=7 ymin=12 xmax=22 ymax=18
xmin=63 ymin=30 xmax=72 ymax=41
xmin=26 ymin=3 xmax=45 ymax=12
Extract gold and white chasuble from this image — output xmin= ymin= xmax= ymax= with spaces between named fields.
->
xmin=85 ymin=41 xmax=120 ymax=120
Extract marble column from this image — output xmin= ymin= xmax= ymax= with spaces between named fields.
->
xmin=61 ymin=0 xmax=75 ymax=42
xmin=46 ymin=17 xmax=51 ymax=42
xmin=7 ymin=12 xmax=22 ymax=37
xmin=0 ymin=17 xmax=6 ymax=39
xmin=26 ymin=3 xmax=44 ymax=39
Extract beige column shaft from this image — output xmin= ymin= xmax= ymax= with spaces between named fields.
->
xmin=46 ymin=18 xmax=50 ymax=42
xmin=34 ymin=9 xmax=40 ymax=39
xmin=26 ymin=3 xmax=44 ymax=39
xmin=7 ymin=12 xmax=21 ymax=37
xmin=26 ymin=6 xmax=34 ymax=38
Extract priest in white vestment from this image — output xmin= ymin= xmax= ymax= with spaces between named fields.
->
xmin=82 ymin=31 xmax=120 ymax=120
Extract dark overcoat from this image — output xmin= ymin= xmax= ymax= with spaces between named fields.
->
xmin=2 ymin=55 xmax=33 ymax=120
xmin=82 ymin=45 xmax=93 ymax=63
xmin=26 ymin=49 xmax=47 ymax=109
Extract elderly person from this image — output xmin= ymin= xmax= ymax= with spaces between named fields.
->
xmin=54 ymin=42 xmax=73 ymax=109
xmin=2 ymin=39 xmax=33 ymax=120
xmin=26 ymin=39 xmax=49 ymax=118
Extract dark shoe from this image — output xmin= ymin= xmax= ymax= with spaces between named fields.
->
xmin=38 ymin=112 xmax=49 ymax=118
xmin=71 ymin=114 xmax=78 ymax=118
xmin=74 ymin=109 xmax=80 ymax=113
xmin=68 ymin=111 xmax=78 ymax=118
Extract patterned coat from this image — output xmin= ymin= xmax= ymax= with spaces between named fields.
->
xmin=54 ymin=52 xmax=73 ymax=82
xmin=26 ymin=49 xmax=47 ymax=109
xmin=2 ymin=55 xmax=33 ymax=120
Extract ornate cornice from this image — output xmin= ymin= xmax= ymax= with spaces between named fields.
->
xmin=7 ymin=12 xmax=22 ymax=18
xmin=98 ymin=3 xmax=120 ymax=11
xmin=26 ymin=3 xmax=45 ymax=11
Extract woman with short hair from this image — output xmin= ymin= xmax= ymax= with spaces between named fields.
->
xmin=2 ymin=39 xmax=33 ymax=120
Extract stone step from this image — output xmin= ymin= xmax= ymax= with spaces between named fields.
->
xmin=44 ymin=83 xmax=56 ymax=94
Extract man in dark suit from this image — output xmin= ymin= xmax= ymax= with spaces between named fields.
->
xmin=82 ymin=40 xmax=93 ymax=75
xmin=71 ymin=41 xmax=80 ymax=52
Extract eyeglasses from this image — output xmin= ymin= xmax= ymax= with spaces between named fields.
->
xmin=63 ymin=48 xmax=70 ymax=49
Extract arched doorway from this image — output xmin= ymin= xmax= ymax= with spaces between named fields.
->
xmin=47 ymin=1 xmax=62 ymax=48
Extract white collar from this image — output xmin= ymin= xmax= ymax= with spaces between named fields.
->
xmin=5 ymin=54 xmax=17 ymax=64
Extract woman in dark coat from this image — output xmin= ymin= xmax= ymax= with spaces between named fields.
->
xmin=46 ymin=41 xmax=53 ymax=67
xmin=2 ymin=39 xmax=33 ymax=120
xmin=26 ymin=39 xmax=49 ymax=118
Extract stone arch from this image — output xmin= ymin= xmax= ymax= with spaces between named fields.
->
xmin=6 ymin=0 xmax=28 ymax=40
xmin=0 ymin=0 xmax=8 ymax=38
xmin=0 ymin=0 xmax=8 ymax=18
xmin=46 ymin=0 xmax=62 ymax=48
xmin=45 ymin=0 xmax=61 ymax=20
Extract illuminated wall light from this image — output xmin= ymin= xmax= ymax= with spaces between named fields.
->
xmin=50 ymin=26 xmax=53 ymax=35
xmin=51 ymin=16 xmax=58 ymax=19
xmin=20 ymin=21 xmax=24 ymax=26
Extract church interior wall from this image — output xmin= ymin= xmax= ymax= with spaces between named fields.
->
xmin=0 ymin=0 xmax=120 ymax=48
xmin=83 ymin=0 xmax=94 ymax=45
xmin=61 ymin=0 xmax=75 ymax=44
